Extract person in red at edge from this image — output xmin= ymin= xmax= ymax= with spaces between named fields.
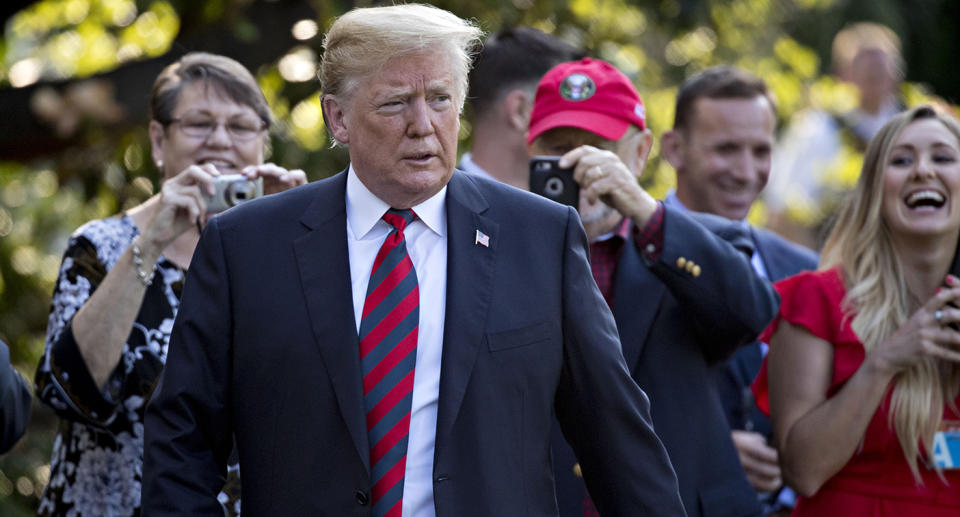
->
xmin=753 ymin=105 xmax=960 ymax=516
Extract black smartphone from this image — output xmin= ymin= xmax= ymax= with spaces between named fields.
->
xmin=529 ymin=156 xmax=579 ymax=210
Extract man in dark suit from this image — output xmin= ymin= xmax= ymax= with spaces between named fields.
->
xmin=660 ymin=66 xmax=819 ymax=514
xmin=1 ymin=339 xmax=31 ymax=453
xmin=142 ymin=5 xmax=685 ymax=517
xmin=527 ymin=58 xmax=779 ymax=517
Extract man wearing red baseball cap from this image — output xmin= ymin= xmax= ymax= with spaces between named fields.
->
xmin=527 ymin=58 xmax=775 ymax=517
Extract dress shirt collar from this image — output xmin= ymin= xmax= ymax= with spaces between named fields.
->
xmin=663 ymin=190 xmax=689 ymax=214
xmin=457 ymin=152 xmax=493 ymax=179
xmin=592 ymin=217 xmax=631 ymax=243
xmin=346 ymin=164 xmax=447 ymax=239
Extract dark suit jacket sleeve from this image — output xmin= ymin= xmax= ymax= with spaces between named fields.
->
xmin=715 ymin=229 xmax=818 ymax=432
xmin=0 ymin=341 xmax=31 ymax=454
xmin=143 ymin=217 xmax=234 ymax=516
xmin=651 ymin=208 xmax=780 ymax=364
xmin=553 ymin=207 xmax=687 ymax=517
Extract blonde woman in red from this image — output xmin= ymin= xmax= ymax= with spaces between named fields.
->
xmin=754 ymin=105 xmax=960 ymax=515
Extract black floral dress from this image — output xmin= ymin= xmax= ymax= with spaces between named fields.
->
xmin=35 ymin=215 xmax=240 ymax=516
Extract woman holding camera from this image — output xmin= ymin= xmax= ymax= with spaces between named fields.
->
xmin=753 ymin=105 xmax=960 ymax=515
xmin=34 ymin=52 xmax=306 ymax=516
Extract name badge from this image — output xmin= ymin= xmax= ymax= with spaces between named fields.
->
xmin=931 ymin=420 xmax=960 ymax=469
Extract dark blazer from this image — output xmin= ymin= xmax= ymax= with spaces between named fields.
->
xmin=143 ymin=170 xmax=686 ymax=517
xmin=1 ymin=339 xmax=31 ymax=454
xmin=553 ymin=207 xmax=780 ymax=517
xmin=714 ymin=228 xmax=818 ymax=438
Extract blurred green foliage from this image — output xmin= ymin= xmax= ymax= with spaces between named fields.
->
xmin=0 ymin=0 xmax=957 ymax=513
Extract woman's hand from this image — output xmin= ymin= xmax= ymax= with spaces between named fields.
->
xmin=242 ymin=163 xmax=307 ymax=195
xmin=869 ymin=275 xmax=960 ymax=375
xmin=770 ymin=276 xmax=960 ymax=496
xmin=140 ymin=164 xmax=220 ymax=252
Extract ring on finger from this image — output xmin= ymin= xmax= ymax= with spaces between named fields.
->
xmin=935 ymin=309 xmax=944 ymax=325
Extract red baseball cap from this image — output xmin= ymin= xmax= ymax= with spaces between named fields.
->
xmin=527 ymin=57 xmax=646 ymax=144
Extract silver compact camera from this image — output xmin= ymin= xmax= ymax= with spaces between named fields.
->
xmin=203 ymin=174 xmax=264 ymax=213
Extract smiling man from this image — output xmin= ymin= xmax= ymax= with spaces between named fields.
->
xmin=660 ymin=66 xmax=819 ymax=515
xmin=663 ymin=74 xmax=774 ymax=221
xmin=142 ymin=5 xmax=685 ymax=517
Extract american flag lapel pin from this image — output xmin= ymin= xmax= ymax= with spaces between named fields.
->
xmin=475 ymin=229 xmax=490 ymax=247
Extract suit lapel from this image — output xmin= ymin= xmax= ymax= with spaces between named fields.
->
xmin=435 ymin=172 xmax=497 ymax=453
xmin=292 ymin=171 xmax=370 ymax=473
xmin=613 ymin=231 xmax=666 ymax=370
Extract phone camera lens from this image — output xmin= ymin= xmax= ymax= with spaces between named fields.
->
xmin=545 ymin=176 xmax=564 ymax=196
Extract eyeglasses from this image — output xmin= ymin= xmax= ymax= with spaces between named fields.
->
xmin=165 ymin=112 xmax=267 ymax=141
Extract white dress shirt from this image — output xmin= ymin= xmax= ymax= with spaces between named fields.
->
xmin=457 ymin=152 xmax=493 ymax=179
xmin=346 ymin=167 xmax=446 ymax=517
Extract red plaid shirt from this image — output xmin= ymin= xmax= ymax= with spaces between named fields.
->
xmin=588 ymin=201 xmax=665 ymax=309
xmin=582 ymin=201 xmax=665 ymax=517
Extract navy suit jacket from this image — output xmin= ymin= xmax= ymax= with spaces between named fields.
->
xmin=714 ymin=228 xmax=818 ymax=437
xmin=142 ymin=170 xmax=686 ymax=516
xmin=553 ymin=207 xmax=780 ymax=517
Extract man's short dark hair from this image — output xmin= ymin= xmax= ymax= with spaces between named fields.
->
xmin=467 ymin=26 xmax=583 ymax=118
xmin=673 ymin=66 xmax=775 ymax=131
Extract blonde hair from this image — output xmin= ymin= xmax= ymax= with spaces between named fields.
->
xmin=320 ymin=4 xmax=482 ymax=113
xmin=820 ymin=105 xmax=960 ymax=481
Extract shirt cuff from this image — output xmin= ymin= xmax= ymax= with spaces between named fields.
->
xmin=632 ymin=201 xmax=665 ymax=262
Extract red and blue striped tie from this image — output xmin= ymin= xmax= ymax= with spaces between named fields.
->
xmin=359 ymin=208 xmax=419 ymax=517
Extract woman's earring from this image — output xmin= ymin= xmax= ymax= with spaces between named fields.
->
xmin=156 ymin=160 xmax=163 ymax=170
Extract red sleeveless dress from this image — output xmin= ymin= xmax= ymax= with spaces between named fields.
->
xmin=752 ymin=268 xmax=960 ymax=516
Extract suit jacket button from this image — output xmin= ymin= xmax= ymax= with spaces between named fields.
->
xmin=676 ymin=257 xmax=687 ymax=269
xmin=692 ymin=264 xmax=702 ymax=277
xmin=572 ymin=463 xmax=583 ymax=478
xmin=355 ymin=490 xmax=369 ymax=505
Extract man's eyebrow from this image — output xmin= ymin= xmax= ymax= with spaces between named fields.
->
xmin=376 ymin=86 xmax=413 ymax=98
xmin=426 ymin=78 xmax=454 ymax=90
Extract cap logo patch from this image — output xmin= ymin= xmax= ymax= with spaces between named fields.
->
xmin=559 ymin=73 xmax=596 ymax=102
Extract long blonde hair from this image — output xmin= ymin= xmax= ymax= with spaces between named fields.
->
xmin=820 ymin=105 xmax=960 ymax=481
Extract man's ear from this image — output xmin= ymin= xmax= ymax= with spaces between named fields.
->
xmin=660 ymin=129 xmax=685 ymax=171
xmin=504 ymin=89 xmax=533 ymax=132
xmin=322 ymin=95 xmax=350 ymax=145
xmin=634 ymin=129 xmax=654 ymax=179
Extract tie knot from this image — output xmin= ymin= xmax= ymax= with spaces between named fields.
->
xmin=383 ymin=208 xmax=416 ymax=231
xmin=730 ymin=226 xmax=756 ymax=259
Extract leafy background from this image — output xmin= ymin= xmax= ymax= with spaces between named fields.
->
xmin=1 ymin=0 xmax=958 ymax=513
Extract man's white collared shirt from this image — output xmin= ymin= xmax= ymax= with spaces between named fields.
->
xmin=346 ymin=166 xmax=447 ymax=517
